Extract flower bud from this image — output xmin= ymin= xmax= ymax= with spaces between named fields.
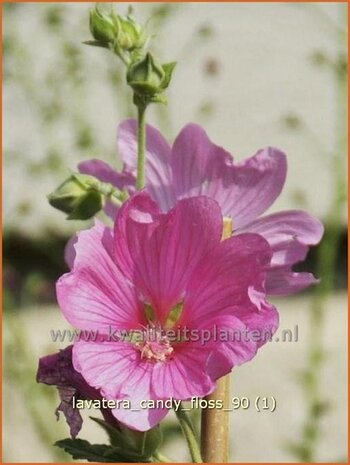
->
xmin=89 ymin=7 xmax=116 ymax=45
xmin=127 ymin=53 xmax=176 ymax=99
xmin=48 ymin=173 xmax=104 ymax=220
xmin=113 ymin=14 xmax=147 ymax=51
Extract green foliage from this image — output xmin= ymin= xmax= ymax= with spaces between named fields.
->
xmin=56 ymin=419 xmax=163 ymax=463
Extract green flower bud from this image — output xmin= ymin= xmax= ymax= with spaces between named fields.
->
xmin=113 ymin=14 xmax=147 ymax=51
xmin=89 ymin=6 xmax=116 ymax=44
xmin=127 ymin=53 xmax=176 ymax=100
xmin=48 ymin=173 xmax=104 ymax=220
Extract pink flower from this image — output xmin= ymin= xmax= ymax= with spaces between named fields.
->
xmin=57 ymin=192 xmax=278 ymax=431
xmin=79 ymin=121 xmax=324 ymax=296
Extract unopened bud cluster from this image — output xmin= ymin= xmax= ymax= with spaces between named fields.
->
xmin=87 ymin=6 xmax=175 ymax=106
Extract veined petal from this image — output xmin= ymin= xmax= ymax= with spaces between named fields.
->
xmin=73 ymin=341 xmax=168 ymax=431
xmin=171 ymin=124 xmax=287 ymax=228
xmin=117 ymin=120 xmax=175 ymax=211
xmin=115 ymin=192 xmax=223 ymax=322
xmin=151 ymin=342 xmax=216 ymax=399
xmin=182 ymin=233 xmax=273 ymax=327
xmin=57 ymin=220 xmax=145 ymax=332
xmin=114 ymin=191 xmax=162 ymax=282
xmin=241 ymin=210 xmax=324 ymax=267
xmin=79 ymin=159 xmax=135 ymax=190
xmin=240 ymin=210 xmax=323 ymax=295
xmin=266 ymin=268 xmax=319 ymax=296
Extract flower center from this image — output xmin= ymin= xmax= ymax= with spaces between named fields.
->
xmin=136 ymin=327 xmax=174 ymax=363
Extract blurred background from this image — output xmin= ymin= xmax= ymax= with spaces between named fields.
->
xmin=3 ymin=2 xmax=348 ymax=462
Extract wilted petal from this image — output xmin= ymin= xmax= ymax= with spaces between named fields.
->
xmin=117 ymin=120 xmax=175 ymax=211
xmin=171 ymin=124 xmax=287 ymax=228
xmin=37 ymin=346 xmax=104 ymax=438
xmin=57 ymin=220 xmax=145 ymax=332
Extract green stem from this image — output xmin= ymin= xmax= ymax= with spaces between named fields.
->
xmin=136 ymin=103 xmax=147 ymax=190
xmin=175 ymin=403 xmax=203 ymax=463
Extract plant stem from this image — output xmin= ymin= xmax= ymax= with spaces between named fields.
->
xmin=200 ymin=218 xmax=232 ymax=462
xmin=136 ymin=103 xmax=147 ymax=190
xmin=175 ymin=403 xmax=203 ymax=463
xmin=201 ymin=376 xmax=230 ymax=462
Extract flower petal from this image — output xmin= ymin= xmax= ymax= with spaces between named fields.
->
xmin=115 ymin=192 xmax=223 ymax=322
xmin=151 ymin=342 xmax=216 ymax=399
xmin=79 ymin=159 xmax=135 ymax=190
xmin=117 ymin=120 xmax=175 ymax=211
xmin=57 ymin=220 xmax=145 ymax=332
xmin=171 ymin=124 xmax=287 ymax=228
xmin=64 ymin=235 xmax=78 ymax=269
xmin=73 ymin=341 xmax=168 ymax=431
xmin=182 ymin=233 xmax=273 ymax=327
xmin=240 ymin=210 xmax=324 ymax=295
xmin=266 ymin=268 xmax=319 ymax=296
xmin=240 ymin=210 xmax=324 ymax=267
xmin=114 ymin=191 xmax=161 ymax=282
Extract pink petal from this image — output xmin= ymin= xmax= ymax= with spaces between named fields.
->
xmin=117 ymin=120 xmax=175 ymax=211
xmin=115 ymin=192 xmax=223 ymax=322
xmin=182 ymin=233 xmax=273 ymax=327
xmin=241 ymin=210 xmax=324 ymax=295
xmin=114 ymin=191 xmax=161 ymax=282
xmin=241 ymin=210 xmax=324 ymax=267
xmin=57 ymin=220 xmax=145 ymax=332
xmin=64 ymin=234 xmax=77 ymax=269
xmin=151 ymin=342 xmax=216 ymax=399
xmin=79 ymin=159 xmax=135 ymax=190
xmin=171 ymin=124 xmax=287 ymax=228
xmin=73 ymin=341 xmax=168 ymax=431
xmin=266 ymin=268 xmax=319 ymax=296
xmin=196 ymin=314 xmax=259 ymax=370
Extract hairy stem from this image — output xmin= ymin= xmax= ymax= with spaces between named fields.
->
xmin=136 ymin=103 xmax=147 ymax=190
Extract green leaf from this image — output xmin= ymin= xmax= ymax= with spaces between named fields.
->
xmin=89 ymin=417 xmax=125 ymax=447
xmin=55 ymin=438 xmax=125 ymax=462
xmin=89 ymin=418 xmax=162 ymax=460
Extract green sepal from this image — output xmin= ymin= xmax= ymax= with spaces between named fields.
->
xmin=160 ymin=62 xmax=176 ymax=90
xmin=82 ymin=40 xmax=110 ymax=49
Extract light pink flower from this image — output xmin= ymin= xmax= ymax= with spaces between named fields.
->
xmin=57 ymin=192 xmax=278 ymax=431
xmin=79 ymin=121 xmax=324 ymax=296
